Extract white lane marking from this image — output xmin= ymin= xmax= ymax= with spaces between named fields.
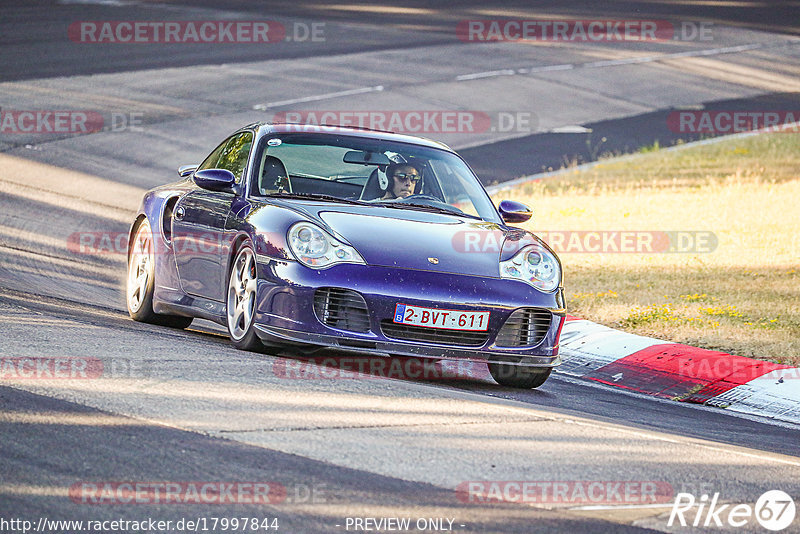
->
xmin=455 ymin=69 xmax=515 ymax=81
xmin=583 ymin=56 xmax=660 ymax=68
xmin=526 ymin=63 xmax=576 ymax=73
xmin=455 ymin=40 xmax=798 ymax=82
xmin=550 ymin=125 xmax=592 ymax=133
xmin=459 ymin=65 xmax=569 ymax=80
xmin=253 ymin=85 xmax=384 ymax=111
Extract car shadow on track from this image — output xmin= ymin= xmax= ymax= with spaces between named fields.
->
xmin=259 ymin=350 xmax=560 ymax=397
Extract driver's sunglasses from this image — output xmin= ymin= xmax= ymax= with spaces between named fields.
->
xmin=393 ymin=172 xmax=421 ymax=183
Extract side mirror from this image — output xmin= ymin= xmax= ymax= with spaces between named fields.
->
xmin=178 ymin=164 xmax=198 ymax=177
xmin=498 ymin=200 xmax=532 ymax=224
xmin=193 ymin=169 xmax=236 ymax=193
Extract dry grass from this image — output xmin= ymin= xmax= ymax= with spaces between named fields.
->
xmin=493 ymin=133 xmax=800 ymax=365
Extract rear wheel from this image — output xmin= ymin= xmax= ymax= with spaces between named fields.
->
xmin=127 ymin=219 xmax=193 ymax=328
xmin=488 ymin=362 xmax=551 ymax=389
xmin=226 ymin=240 xmax=263 ymax=351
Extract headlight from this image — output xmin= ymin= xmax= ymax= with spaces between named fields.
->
xmin=287 ymin=222 xmax=365 ymax=269
xmin=499 ymin=244 xmax=561 ymax=291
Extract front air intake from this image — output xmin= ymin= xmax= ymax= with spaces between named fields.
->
xmin=494 ymin=308 xmax=552 ymax=347
xmin=313 ymin=288 xmax=371 ymax=333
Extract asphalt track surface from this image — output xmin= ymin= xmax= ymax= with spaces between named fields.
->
xmin=1 ymin=1 xmax=800 ymax=533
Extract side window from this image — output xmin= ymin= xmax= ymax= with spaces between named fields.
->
xmin=197 ymin=131 xmax=254 ymax=183
xmin=197 ymin=139 xmax=229 ymax=172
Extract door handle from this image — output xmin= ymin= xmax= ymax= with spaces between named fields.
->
xmin=175 ymin=205 xmax=185 ymax=221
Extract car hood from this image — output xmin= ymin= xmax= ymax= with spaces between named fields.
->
xmin=317 ymin=208 xmax=517 ymax=276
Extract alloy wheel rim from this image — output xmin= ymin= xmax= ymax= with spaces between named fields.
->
xmin=127 ymin=222 xmax=152 ymax=313
xmin=227 ymin=247 xmax=257 ymax=340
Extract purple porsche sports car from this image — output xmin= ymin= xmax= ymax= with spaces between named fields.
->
xmin=127 ymin=123 xmax=565 ymax=388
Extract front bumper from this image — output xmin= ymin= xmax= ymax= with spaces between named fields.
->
xmin=253 ymin=259 xmax=565 ymax=368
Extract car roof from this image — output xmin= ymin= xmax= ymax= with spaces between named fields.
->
xmin=243 ymin=122 xmax=455 ymax=152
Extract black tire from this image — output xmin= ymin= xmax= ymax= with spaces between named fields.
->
xmin=226 ymin=239 xmax=263 ymax=351
xmin=127 ymin=219 xmax=193 ymax=329
xmin=488 ymin=363 xmax=551 ymax=389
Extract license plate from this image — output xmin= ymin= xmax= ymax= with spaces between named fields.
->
xmin=393 ymin=304 xmax=490 ymax=331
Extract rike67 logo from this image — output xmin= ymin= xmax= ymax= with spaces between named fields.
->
xmin=669 ymin=490 xmax=796 ymax=531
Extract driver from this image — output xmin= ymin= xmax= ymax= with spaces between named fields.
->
xmin=382 ymin=162 xmax=421 ymax=199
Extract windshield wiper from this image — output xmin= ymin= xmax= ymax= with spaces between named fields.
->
xmin=373 ymin=201 xmax=481 ymax=220
xmin=265 ymin=192 xmax=367 ymax=205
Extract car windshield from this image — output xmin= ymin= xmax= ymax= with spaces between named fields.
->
xmin=250 ymin=132 xmax=501 ymax=222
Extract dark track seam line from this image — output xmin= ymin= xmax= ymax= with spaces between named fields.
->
xmin=0 ymin=286 xmax=223 ymax=344
xmin=0 ymin=243 xmax=122 ymax=270
xmin=218 ymin=417 xmax=550 ymax=434
xmin=0 ymin=177 xmax=138 ymax=214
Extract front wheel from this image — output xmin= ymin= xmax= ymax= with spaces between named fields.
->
xmin=488 ymin=363 xmax=551 ymax=389
xmin=226 ymin=240 xmax=263 ymax=351
xmin=127 ymin=219 xmax=193 ymax=329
